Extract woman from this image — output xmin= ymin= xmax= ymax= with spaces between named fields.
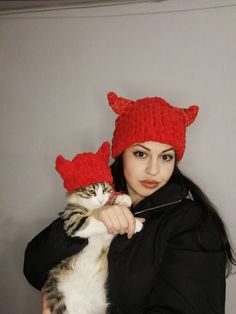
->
xmin=24 ymin=92 xmax=235 ymax=313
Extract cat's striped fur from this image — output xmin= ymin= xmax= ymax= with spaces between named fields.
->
xmin=43 ymin=182 xmax=141 ymax=314
xmin=61 ymin=183 xmax=112 ymax=237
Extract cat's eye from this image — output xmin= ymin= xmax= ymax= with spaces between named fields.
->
xmin=88 ymin=189 xmax=95 ymax=195
xmin=102 ymin=183 xmax=109 ymax=190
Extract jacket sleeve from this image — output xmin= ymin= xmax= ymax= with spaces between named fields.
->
xmin=23 ymin=218 xmax=88 ymax=290
xmin=147 ymin=202 xmax=226 ymax=314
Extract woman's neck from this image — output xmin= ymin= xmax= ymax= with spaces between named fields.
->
xmin=126 ymin=186 xmax=144 ymax=206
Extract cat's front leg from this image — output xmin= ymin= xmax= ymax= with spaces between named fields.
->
xmin=72 ymin=216 xmax=109 ymax=238
xmin=76 ymin=217 xmax=143 ymax=238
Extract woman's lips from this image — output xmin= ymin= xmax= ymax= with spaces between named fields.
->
xmin=140 ymin=180 xmax=160 ymax=189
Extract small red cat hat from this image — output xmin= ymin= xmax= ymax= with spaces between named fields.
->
xmin=55 ymin=142 xmax=113 ymax=192
xmin=107 ymin=92 xmax=199 ymax=161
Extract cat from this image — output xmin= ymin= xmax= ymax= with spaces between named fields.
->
xmin=43 ymin=181 xmax=143 ymax=314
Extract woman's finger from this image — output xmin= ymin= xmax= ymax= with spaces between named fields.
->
xmin=99 ymin=211 xmax=116 ymax=234
xmin=95 ymin=204 xmax=139 ymax=238
xmin=122 ymin=208 xmax=136 ymax=239
xmin=116 ymin=210 xmax=129 ymax=234
xmin=41 ymin=291 xmax=51 ymax=314
xmin=107 ymin=206 xmax=126 ymax=234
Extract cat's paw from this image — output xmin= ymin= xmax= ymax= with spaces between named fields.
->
xmin=134 ymin=219 xmax=143 ymax=233
xmin=113 ymin=194 xmax=132 ymax=207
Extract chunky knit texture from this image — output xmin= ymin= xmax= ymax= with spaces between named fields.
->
xmin=107 ymin=92 xmax=199 ymax=161
xmin=55 ymin=142 xmax=113 ymax=192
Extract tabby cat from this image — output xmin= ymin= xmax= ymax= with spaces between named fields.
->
xmin=43 ymin=182 xmax=143 ymax=314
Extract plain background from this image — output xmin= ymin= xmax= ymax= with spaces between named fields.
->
xmin=0 ymin=0 xmax=236 ymax=313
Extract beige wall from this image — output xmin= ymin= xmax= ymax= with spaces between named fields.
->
xmin=0 ymin=0 xmax=236 ymax=313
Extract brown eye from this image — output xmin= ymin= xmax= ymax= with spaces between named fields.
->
xmin=133 ymin=151 xmax=146 ymax=158
xmin=161 ymin=154 xmax=174 ymax=162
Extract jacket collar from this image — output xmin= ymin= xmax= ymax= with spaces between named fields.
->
xmin=132 ymin=181 xmax=188 ymax=217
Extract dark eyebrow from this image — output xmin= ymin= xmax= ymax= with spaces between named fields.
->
xmin=162 ymin=148 xmax=175 ymax=154
xmin=131 ymin=144 xmax=175 ymax=154
xmin=131 ymin=144 xmax=151 ymax=151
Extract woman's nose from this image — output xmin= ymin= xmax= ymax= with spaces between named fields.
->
xmin=146 ymin=159 xmax=160 ymax=176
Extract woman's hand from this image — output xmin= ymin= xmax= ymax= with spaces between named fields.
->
xmin=94 ymin=204 xmax=144 ymax=239
xmin=41 ymin=290 xmax=51 ymax=314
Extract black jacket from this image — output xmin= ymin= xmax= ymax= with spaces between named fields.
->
xmin=23 ymin=182 xmax=226 ymax=314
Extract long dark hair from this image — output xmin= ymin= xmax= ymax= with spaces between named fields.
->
xmin=110 ymin=155 xmax=236 ymax=277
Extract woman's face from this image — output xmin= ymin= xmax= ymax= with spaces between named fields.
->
xmin=123 ymin=141 xmax=176 ymax=205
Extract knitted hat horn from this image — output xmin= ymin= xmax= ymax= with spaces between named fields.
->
xmin=107 ymin=92 xmax=199 ymax=161
xmin=55 ymin=141 xmax=113 ymax=192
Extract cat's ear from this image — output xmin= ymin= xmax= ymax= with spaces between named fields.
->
xmin=96 ymin=142 xmax=110 ymax=163
xmin=107 ymin=91 xmax=135 ymax=115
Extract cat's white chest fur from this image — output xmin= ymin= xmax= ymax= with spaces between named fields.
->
xmin=58 ymin=230 xmax=113 ymax=314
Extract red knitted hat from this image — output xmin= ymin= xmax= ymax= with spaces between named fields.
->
xmin=55 ymin=142 xmax=113 ymax=192
xmin=107 ymin=92 xmax=199 ymax=161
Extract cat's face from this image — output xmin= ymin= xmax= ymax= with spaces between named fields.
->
xmin=67 ymin=182 xmax=113 ymax=209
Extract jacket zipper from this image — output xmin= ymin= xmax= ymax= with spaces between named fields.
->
xmin=133 ymin=199 xmax=182 ymax=216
